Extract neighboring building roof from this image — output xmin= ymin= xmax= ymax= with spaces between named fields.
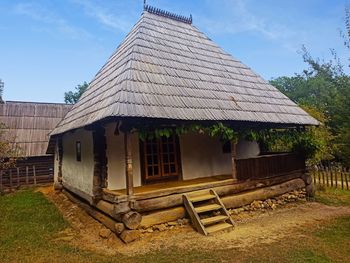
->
xmin=0 ymin=101 xmax=72 ymax=157
xmin=51 ymin=6 xmax=318 ymax=136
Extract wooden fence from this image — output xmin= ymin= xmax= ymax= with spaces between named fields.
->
xmin=310 ymin=164 xmax=350 ymax=190
xmin=0 ymin=156 xmax=54 ymax=192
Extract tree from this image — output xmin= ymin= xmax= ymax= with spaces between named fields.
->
xmin=0 ymin=124 xmax=22 ymax=170
xmin=270 ymin=47 xmax=350 ymax=166
xmin=64 ymin=82 xmax=88 ymax=104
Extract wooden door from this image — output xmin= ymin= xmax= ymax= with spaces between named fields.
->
xmin=141 ymin=135 xmax=180 ymax=184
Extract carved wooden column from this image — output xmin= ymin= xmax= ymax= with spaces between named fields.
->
xmin=231 ymin=141 xmax=237 ymax=180
xmin=124 ymin=132 xmax=134 ymax=196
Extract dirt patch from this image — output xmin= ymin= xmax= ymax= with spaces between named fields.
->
xmin=38 ymin=186 xmax=124 ymax=256
xmin=39 ymin=186 xmax=350 ymax=256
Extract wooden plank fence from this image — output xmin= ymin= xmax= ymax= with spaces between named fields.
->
xmin=0 ymin=157 xmax=54 ymax=193
xmin=311 ymin=164 xmax=350 ymax=191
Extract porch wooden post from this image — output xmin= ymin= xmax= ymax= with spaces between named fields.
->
xmin=124 ymin=132 xmax=134 ymax=196
xmin=92 ymin=125 xmax=108 ymax=199
xmin=231 ymin=141 xmax=237 ymax=180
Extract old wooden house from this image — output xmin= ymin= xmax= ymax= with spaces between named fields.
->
xmin=0 ymin=101 xmax=71 ymax=187
xmin=48 ymin=5 xmax=318 ymax=240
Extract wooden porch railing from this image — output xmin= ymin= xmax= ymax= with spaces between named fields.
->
xmin=236 ymin=153 xmax=305 ymax=181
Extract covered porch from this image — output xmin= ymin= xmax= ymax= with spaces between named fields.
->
xmin=102 ymin=152 xmax=305 ymax=203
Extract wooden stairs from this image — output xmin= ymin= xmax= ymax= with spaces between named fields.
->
xmin=183 ymin=189 xmax=234 ymax=235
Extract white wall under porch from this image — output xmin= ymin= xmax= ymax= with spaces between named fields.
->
xmin=105 ymin=124 xmax=260 ymax=190
xmin=105 ymin=123 xmax=141 ymax=190
xmin=179 ymin=132 xmax=231 ymax=180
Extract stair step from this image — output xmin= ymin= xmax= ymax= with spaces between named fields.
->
xmin=189 ymin=194 xmax=215 ymax=202
xmin=201 ymin=215 xmax=228 ymax=226
xmin=206 ymin=222 xmax=233 ymax=234
xmin=195 ymin=204 xmax=221 ymax=213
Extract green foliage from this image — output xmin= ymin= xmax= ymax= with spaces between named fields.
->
xmin=300 ymin=105 xmax=334 ymax=163
xmin=270 ymin=44 xmax=350 ymax=165
xmin=138 ymin=122 xmax=238 ymax=142
xmin=291 ymin=132 xmax=321 ymax=160
xmin=247 ymin=127 xmax=324 ymax=164
xmin=64 ymin=82 xmax=88 ymax=104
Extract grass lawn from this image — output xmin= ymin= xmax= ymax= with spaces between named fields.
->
xmin=0 ymin=189 xmax=350 ymax=263
xmin=314 ymin=186 xmax=350 ymax=206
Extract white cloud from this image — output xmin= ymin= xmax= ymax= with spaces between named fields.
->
xmin=14 ymin=2 xmax=91 ymax=40
xmin=71 ymin=0 xmax=134 ymax=33
xmin=198 ymin=0 xmax=306 ymax=52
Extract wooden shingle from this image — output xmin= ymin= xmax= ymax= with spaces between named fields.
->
xmin=51 ymin=10 xmax=318 ymax=136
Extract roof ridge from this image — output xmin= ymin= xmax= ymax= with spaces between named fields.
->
xmin=143 ymin=4 xmax=192 ymax=24
xmin=4 ymin=100 xmax=71 ymax=106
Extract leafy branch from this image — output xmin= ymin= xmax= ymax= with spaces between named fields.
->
xmin=137 ymin=122 xmax=239 ymax=142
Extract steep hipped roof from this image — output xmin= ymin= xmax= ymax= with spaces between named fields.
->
xmin=51 ymin=8 xmax=318 ymax=135
xmin=0 ymin=101 xmax=72 ymax=157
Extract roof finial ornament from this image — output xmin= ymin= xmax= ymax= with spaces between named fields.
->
xmin=143 ymin=4 xmax=193 ymax=24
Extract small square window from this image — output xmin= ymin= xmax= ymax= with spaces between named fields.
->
xmin=76 ymin=141 xmax=81 ymax=162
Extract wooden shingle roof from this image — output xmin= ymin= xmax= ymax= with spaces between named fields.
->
xmin=0 ymin=101 xmax=72 ymax=157
xmin=51 ymin=9 xmax=318 ymax=135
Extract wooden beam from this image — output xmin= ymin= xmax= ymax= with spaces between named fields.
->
xmin=63 ymin=189 xmax=118 ymax=233
xmin=103 ymin=170 xmax=303 ymax=205
xmin=222 ymin=178 xmax=305 ymax=209
xmin=140 ymin=207 xmax=186 ymax=228
xmin=62 ymin=182 xmax=94 ymax=204
xmin=132 ymin=171 xmax=302 ymax=212
xmin=231 ymin=141 xmax=237 ymax=180
xmin=139 ymin=178 xmax=306 ymax=228
xmin=124 ymin=132 xmax=134 ymax=196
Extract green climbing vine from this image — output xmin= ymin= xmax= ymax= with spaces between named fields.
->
xmin=242 ymin=128 xmax=322 ymax=161
xmin=136 ymin=122 xmax=321 ymax=162
xmin=137 ymin=122 xmax=239 ymax=143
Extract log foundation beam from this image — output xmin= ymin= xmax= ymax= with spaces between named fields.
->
xmin=133 ymin=172 xmax=302 ymax=212
xmin=140 ymin=178 xmax=306 ymax=228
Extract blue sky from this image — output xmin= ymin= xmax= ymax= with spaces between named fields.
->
xmin=0 ymin=0 xmax=348 ymax=103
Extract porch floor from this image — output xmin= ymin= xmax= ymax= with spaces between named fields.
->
xmin=104 ymin=174 xmax=234 ymax=200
